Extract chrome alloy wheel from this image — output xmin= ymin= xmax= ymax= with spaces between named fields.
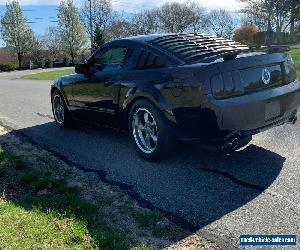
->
xmin=132 ymin=108 xmax=158 ymax=154
xmin=52 ymin=94 xmax=65 ymax=125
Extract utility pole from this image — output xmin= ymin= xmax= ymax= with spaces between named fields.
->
xmin=88 ymin=0 xmax=94 ymax=54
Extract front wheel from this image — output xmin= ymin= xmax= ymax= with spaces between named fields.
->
xmin=51 ymin=90 xmax=71 ymax=128
xmin=129 ymin=100 xmax=176 ymax=161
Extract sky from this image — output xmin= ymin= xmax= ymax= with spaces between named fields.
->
xmin=0 ymin=0 xmax=242 ymax=11
xmin=0 ymin=0 xmax=242 ymax=47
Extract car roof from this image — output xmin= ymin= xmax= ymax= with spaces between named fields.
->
xmin=118 ymin=34 xmax=174 ymax=43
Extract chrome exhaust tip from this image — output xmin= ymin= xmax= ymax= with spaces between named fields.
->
xmin=222 ymin=137 xmax=240 ymax=151
xmin=231 ymin=138 xmax=239 ymax=150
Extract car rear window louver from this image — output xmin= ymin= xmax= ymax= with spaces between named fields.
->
xmin=150 ymin=33 xmax=249 ymax=63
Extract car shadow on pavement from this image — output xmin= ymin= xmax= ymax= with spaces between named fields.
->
xmin=2 ymin=120 xmax=286 ymax=246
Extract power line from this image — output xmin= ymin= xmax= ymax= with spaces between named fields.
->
xmin=1 ymin=21 xmax=37 ymax=24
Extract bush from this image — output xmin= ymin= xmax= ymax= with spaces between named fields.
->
xmin=0 ymin=63 xmax=16 ymax=72
xmin=44 ymin=58 xmax=53 ymax=68
xmin=254 ymin=31 xmax=294 ymax=46
xmin=234 ymin=24 xmax=258 ymax=45
xmin=63 ymin=57 xmax=69 ymax=66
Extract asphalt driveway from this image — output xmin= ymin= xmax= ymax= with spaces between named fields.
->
xmin=0 ymin=75 xmax=299 ymax=249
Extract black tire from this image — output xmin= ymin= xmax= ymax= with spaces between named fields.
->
xmin=51 ymin=90 xmax=71 ymax=128
xmin=129 ymin=99 xmax=176 ymax=161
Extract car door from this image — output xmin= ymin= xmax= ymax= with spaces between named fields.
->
xmin=71 ymin=46 xmax=128 ymax=119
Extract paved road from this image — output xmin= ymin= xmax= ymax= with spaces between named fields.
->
xmin=0 ymin=76 xmax=299 ymax=249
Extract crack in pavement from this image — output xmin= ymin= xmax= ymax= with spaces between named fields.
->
xmin=0 ymin=121 xmax=198 ymax=232
xmin=0 ymin=119 xmax=287 ymax=250
xmin=199 ymin=168 xmax=266 ymax=191
xmin=197 ymin=168 xmax=300 ymax=211
xmin=0 ymin=119 xmax=282 ymax=229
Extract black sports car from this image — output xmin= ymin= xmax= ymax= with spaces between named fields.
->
xmin=51 ymin=33 xmax=300 ymax=160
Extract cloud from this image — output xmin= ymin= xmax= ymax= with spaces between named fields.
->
xmin=112 ymin=0 xmax=242 ymax=12
xmin=0 ymin=0 xmax=60 ymax=4
xmin=0 ymin=0 xmax=242 ymax=11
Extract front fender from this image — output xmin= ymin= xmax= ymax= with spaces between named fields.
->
xmin=51 ymin=81 xmax=68 ymax=103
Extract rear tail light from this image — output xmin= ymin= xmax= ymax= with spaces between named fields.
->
xmin=284 ymin=54 xmax=297 ymax=83
xmin=211 ymin=72 xmax=242 ymax=99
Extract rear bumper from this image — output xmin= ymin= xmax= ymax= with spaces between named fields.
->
xmin=170 ymin=80 xmax=300 ymax=144
xmin=208 ymin=79 xmax=300 ymax=131
xmin=220 ymin=112 xmax=297 ymax=151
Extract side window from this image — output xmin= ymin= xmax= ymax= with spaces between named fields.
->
xmin=94 ymin=47 xmax=127 ymax=72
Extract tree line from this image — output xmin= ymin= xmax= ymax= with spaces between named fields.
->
xmin=0 ymin=0 xmax=299 ymax=69
xmin=239 ymin=0 xmax=300 ymax=44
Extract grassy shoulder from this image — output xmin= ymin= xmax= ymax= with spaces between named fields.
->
xmin=290 ymin=43 xmax=300 ymax=77
xmin=21 ymin=68 xmax=74 ymax=80
xmin=0 ymin=126 xmax=213 ymax=250
xmin=0 ymin=144 xmax=151 ymax=249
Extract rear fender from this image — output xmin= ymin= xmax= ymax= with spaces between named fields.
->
xmin=121 ymin=86 xmax=175 ymax=122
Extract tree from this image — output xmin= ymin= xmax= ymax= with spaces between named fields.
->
xmin=206 ymin=9 xmax=235 ymax=38
xmin=81 ymin=0 xmax=113 ymax=38
xmin=157 ymin=2 xmax=195 ymax=33
xmin=0 ymin=0 xmax=36 ymax=69
xmin=106 ymin=20 xmax=136 ymax=39
xmin=131 ymin=9 xmax=161 ymax=35
xmin=29 ymin=35 xmax=44 ymax=68
xmin=240 ymin=0 xmax=300 ymax=43
xmin=240 ymin=0 xmax=272 ymax=31
xmin=186 ymin=0 xmax=208 ymax=33
xmin=43 ymin=27 xmax=61 ymax=63
xmin=58 ymin=0 xmax=88 ymax=64
xmin=234 ymin=24 xmax=258 ymax=45
xmin=93 ymin=23 xmax=106 ymax=49
xmin=288 ymin=0 xmax=300 ymax=41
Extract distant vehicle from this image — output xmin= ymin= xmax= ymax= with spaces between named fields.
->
xmin=51 ymin=33 xmax=300 ymax=161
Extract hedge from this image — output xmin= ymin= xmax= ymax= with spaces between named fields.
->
xmin=0 ymin=63 xmax=16 ymax=72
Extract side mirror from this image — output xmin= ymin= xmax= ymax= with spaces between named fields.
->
xmin=75 ymin=63 xmax=89 ymax=75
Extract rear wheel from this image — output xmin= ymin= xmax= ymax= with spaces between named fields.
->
xmin=51 ymin=90 xmax=71 ymax=128
xmin=129 ymin=99 xmax=175 ymax=161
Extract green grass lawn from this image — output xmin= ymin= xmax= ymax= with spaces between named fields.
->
xmin=0 ymin=145 xmax=151 ymax=250
xmin=22 ymin=68 xmax=74 ymax=80
xmin=290 ymin=43 xmax=300 ymax=77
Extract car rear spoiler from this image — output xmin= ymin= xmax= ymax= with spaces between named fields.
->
xmin=202 ymin=45 xmax=290 ymax=63
xmin=249 ymin=45 xmax=290 ymax=53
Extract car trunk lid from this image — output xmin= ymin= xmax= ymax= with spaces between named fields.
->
xmin=210 ymin=52 xmax=297 ymax=99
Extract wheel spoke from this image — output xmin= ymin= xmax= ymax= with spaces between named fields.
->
xmin=138 ymin=124 xmax=145 ymax=131
xmin=133 ymin=116 xmax=139 ymax=128
xmin=145 ymin=134 xmax=151 ymax=148
xmin=150 ymin=133 xmax=158 ymax=143
xmin=144 ymin=112 xmax=149 ymax=124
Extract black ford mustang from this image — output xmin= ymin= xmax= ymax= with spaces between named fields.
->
xmin=51 ymin=33 xmax=300 ymax=160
